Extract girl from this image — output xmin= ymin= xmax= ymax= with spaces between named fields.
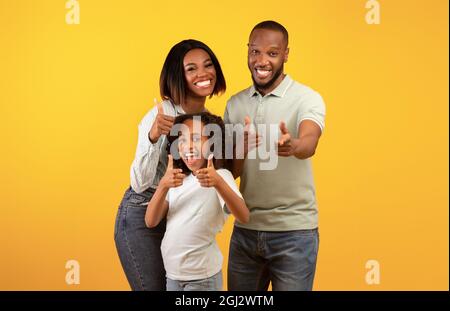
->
xmin=114 ymin=40 xmax=226 ymax=291
xmin=145 ymin=112 xmax=249 ymax=291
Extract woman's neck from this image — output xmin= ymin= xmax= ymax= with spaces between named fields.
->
xmin=181 ymin=96 xmax=206 ymax=114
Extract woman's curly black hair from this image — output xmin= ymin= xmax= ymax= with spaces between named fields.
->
xmin=166 ymin=112 xmax=227 ymax=175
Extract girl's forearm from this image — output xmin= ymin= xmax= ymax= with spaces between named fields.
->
xmin=214 ymin=179 xmax=249 ymax=224
xmin=145 ymin=186 xmax=169 ymax=228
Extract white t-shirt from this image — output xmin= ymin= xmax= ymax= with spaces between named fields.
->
xmin=161 ymin=169 xmax=242 ymax=281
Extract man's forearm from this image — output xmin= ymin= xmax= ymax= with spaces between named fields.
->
xmin=293 ymin=135 xmax=318 ymax=159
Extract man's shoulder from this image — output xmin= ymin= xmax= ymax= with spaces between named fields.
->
xmin=288 ymin=78 xmax=322 ymax=100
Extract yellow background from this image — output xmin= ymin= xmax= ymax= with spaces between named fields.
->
xmin=0 ymin=0 xmax=448 ymax=290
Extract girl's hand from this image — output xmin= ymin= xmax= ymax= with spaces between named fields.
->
xmin=149 ymin=99 xmax=175 ymax=143
xmin=160 ymin=155 xmax=186 ymax=189
xmin=196 ymin=156 xmax=221 ymax=188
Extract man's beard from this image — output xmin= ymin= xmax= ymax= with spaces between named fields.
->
xmin=251 ymin=64 xmax=284 ymax=92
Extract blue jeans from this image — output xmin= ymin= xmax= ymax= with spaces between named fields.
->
xmin=114 ymin=186 xmax=166 ymax=291
xmin=227 ymin=226 xmax=319 ymax=291
xmin=166 ymin=271 xmax=223 ymax=291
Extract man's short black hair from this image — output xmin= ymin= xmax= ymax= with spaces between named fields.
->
xmin=250 ymin=20 xmax=289 ymax=46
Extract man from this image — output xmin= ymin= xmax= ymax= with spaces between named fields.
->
xmin=224 ymin=20 xmax=326 ymax=291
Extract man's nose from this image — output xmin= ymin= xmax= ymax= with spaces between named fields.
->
xmin=255 ymin=54 xmax=269 ymax=67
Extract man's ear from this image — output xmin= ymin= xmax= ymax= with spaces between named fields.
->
xmin=284 ymin=47 xmax=290 ymax=63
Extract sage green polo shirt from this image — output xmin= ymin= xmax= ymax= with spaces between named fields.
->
xmin=224 ymin=75 xmax=326 ymax=231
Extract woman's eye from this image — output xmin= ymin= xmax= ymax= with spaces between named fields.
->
xmin=205 ymin=63 xmax=213 ymax=68
xmin=186 ymin=67 xmax=195 ymax=72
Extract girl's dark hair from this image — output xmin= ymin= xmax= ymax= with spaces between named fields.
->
xmin=160 ymin=40 xmax=226 ymax=106
xmin=166 ymin=112 xmax=226 ymax=175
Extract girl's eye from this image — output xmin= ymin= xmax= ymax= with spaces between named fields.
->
xmin=186 ymin=67 xmax=195 ymax=72
xmin=205 ymin=63 xmax=213 ymax=68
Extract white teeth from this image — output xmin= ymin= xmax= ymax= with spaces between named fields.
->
xmin=256 ymin=69 xmax=271 ymax=77
xmin=184 ymin=152 xmax=198 ymax=158
xmin=195 ymin=80 xmax=211 ymax=87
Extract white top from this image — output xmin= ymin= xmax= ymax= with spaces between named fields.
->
xmin=130 ymin=100 xmax=185 ymax=194
xmin=161 ymin=169 xmax=242 ymax=281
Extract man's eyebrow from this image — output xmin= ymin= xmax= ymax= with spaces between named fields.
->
xmin=249 ymin=44 xmax=281 ymax=49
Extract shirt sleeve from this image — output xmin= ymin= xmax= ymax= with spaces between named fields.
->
xmin=296 ymin=90 xmax=326 ymax=132
xmin=215 ymin=169 xmax=243 ymax=215
xmin=130 ymin=106 xmax=163 ymax=194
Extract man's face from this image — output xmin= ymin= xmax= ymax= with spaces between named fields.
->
xmin=247 ymin=29 xmax=289 ymax=94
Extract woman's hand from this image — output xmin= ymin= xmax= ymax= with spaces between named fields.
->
xmin=149 ymin=99 xmax=175 ymax=143
xmin=196 ymin=156 xmax=221 ymax=188
xmin=160 ymin=155 xmax=186 ymax=189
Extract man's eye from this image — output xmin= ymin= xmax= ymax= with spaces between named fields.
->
xmin=270 ymin=52 xmax=278 ymax=57
xmin=251 ymin=50 xmax=258 ymax=55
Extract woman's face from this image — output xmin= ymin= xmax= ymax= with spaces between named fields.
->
xmin=183 ymin=48 xmax=217 ymax=99
xmin=178 ymin=119 xmax=209 ymax=172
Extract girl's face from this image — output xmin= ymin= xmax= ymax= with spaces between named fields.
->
xmin=178 ymin=119 xmax=210 ymax=172
xmin=183 ymin=48 xmax=217 ymax=99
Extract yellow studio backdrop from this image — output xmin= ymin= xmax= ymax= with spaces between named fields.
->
xmin=0 ymin=0 xmax=448 ymax=290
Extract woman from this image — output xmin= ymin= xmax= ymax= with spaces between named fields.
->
xmin=114 ymin=39 xmax=226 ymax=291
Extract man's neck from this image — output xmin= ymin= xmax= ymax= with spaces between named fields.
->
xmin=256 ymin=73 xmax=286 ymax=96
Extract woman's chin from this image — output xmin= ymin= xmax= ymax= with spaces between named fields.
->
xmin=191 ymin=86 xmax=215 ymax=98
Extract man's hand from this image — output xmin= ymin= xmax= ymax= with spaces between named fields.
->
xmin=277 ymin=120 xmax=322 ymax=159
xmin=196 ymin=155 xmax=221 ymax=188
xmin=149 ymin=99 xmax=175 ymax=143
xmin=160 ymin=155 xmax=185 ymax=189
xmin=277 ymin=121 xmax=296 ymax=157
xmin=236 ymin=116 xmax=261 ymax=159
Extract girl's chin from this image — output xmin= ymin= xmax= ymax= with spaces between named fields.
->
xmin=183 ymin=159 xmax=203 ymax=171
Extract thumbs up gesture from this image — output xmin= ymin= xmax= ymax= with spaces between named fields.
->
xmin=149 ymin=98 xmax=175 ymax=143
xmin=160 ymin=155 xmax=186 ymax=189
xmin=277 ymin=121 xmax=294 ymax=157
xmin=236 ymin=116 xmax=261 ymax=159
xmin=196 ymin=154 xmax=220 ymax=188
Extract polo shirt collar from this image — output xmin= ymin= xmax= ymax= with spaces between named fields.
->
xmin=248 ymin=74 xmax=293 ymax=98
